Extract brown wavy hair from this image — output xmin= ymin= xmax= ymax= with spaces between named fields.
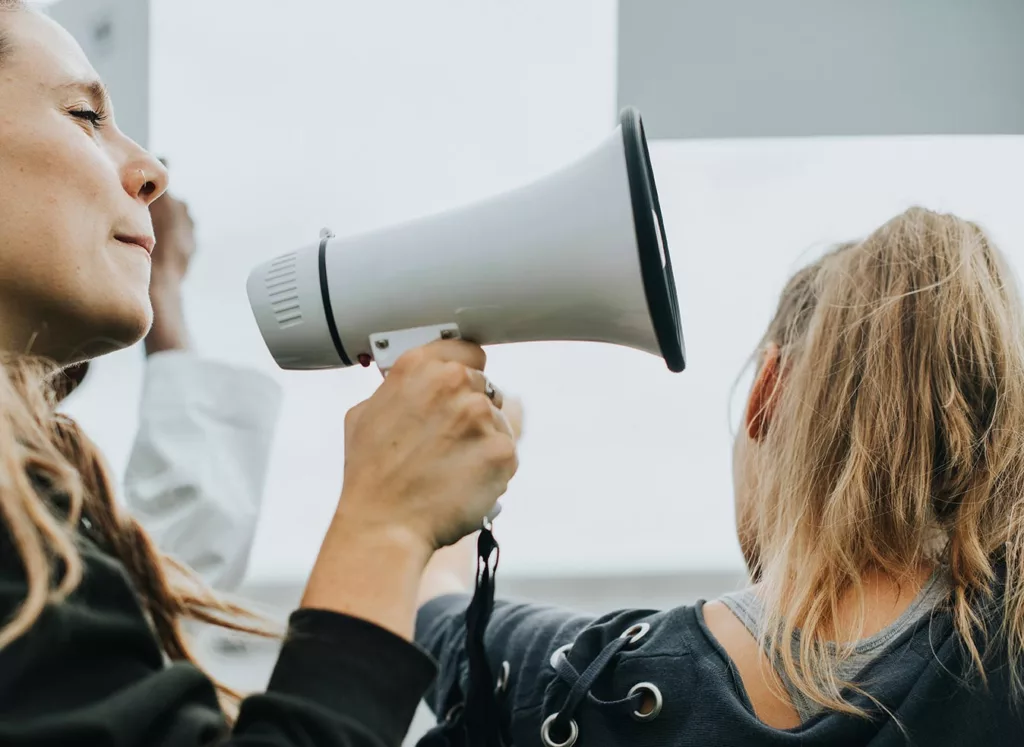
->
xmin=1 ymin=355 xmax=274 ymax=709
xmin=748 ymin=207 xmax=1024 ymax=716
xmin=1 ymin=3 xmax=272 ymax=711
xmin=1 ymin=354 xmax=276 ymax=704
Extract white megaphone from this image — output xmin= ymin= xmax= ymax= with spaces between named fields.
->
xmin=247 ymin=107 xmax=685 ymax=375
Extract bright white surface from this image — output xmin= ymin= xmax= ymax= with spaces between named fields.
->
xmin=255 ymin=124 xmax=658 ymax=369
xmin=60 ymin=1 xmax=1024 ymax=583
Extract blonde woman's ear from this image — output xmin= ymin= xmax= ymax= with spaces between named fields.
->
xmin=745 ymin=343 xmax=781 ymax=442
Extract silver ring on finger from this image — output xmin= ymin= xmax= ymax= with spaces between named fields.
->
xmin=484 ymin=379 xmax=504 ymax=409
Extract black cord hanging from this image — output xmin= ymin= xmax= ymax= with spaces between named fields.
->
xmin=417 ymin=525 xmax=512 ymax=747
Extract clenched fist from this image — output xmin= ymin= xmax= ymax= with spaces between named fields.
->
xmin=339 ymin=340 xmax=518 ymax=551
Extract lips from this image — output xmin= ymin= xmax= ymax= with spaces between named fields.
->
xmin=114 ymin=234 xmax=156 ymax=254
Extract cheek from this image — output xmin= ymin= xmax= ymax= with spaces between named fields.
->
xmin=0 ymin=116 xmax=137 ymax=268
xmin=0 ymin=117 xmax=116 ymax=253
xmin=0 ymin=148 xmax=150 ymax=351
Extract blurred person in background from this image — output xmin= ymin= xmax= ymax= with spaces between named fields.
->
xmin=0 ymin=3 xmax=518 ymax=745
xmin=56 ymin=185 xmax=281 ymax=593
xmin=419 ymin=208 xmax=1024 ymax=746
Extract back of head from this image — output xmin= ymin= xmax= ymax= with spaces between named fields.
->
xmin=752 ymin=207 xmax=1024 ymax=712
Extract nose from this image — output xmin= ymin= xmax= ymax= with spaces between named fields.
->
xmin=122 ymin=148 xmax=170 ymax=206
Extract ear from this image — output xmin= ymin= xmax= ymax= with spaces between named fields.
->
xmin=744 ymin=343 xmax=782 ymax=442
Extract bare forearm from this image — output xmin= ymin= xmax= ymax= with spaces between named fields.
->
xmin=417 ymin=533 xmax=477 ymax=607
xmin=145 ymin=281 xmax=190 ymax=355
xmin=303 ymin=505 xmax=435 ymax=641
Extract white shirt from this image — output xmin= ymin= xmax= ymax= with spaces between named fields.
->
xmin=123 ymin=351 xmax=282 ymax=591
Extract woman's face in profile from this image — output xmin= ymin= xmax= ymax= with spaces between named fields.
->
xmin=0 ymin=9 xmax=168 ymax=363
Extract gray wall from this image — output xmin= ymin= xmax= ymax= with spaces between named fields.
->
xmin=618 ymin=0 xmax=1024 ymax=138
xmin=47 ymin=0 xmax=150 ymax=147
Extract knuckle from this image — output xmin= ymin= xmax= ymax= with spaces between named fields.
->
xmin=487 ymin=434 xmax=518 ymax=467
xmin=438 ymin=361 xmax=470 ymax=392
xmin=391 ymin=347 xmax=426 ymax=376
xmin=463 ymin=394 xmax=494 ymax=424
xmin=507 ymin=450 xmax=520 ymax=478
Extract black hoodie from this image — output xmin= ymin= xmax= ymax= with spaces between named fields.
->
xmin=0 ymin=517 xmax=436 ymax=746
xmin=416 ymin=590 xmax=1024 ymax=746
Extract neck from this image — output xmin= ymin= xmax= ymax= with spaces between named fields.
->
xmin=825 ymin=562 xmax=936 ymax=642
xmin=0 ymin=298 xmax=45 ymax=357
xmin=0 ymin=302 xmax=87 ymax=364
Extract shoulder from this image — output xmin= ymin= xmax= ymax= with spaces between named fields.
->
xmin=551 ymin=604 xmax=706 ymax=668
xmin=541 ymin=602 xmax=711 ymax=687
xmin=507 ymin=602 xmax=733 ymax=745
xmin=418 ymin=594 xmax=756 ymax=742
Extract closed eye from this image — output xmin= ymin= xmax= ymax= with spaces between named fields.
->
xmin=69 ymin=108 xmax=109 ymax=128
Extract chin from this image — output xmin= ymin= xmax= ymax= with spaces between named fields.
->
xmin=67 ymin=300 xmax=152 ymax=362
xmin=106 ymin=309 xmax=152 ymax=349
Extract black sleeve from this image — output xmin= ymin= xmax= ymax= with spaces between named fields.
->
xmin=415 ymin=593 xmax=595 ymax=718
xmin=0 ymin=538 xmax=436 ymax=746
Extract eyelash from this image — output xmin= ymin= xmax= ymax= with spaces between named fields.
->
xmin=69 ymin=108 xmax=109 ymax=128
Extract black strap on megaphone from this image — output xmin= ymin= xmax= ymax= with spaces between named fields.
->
xmin=417 ymin=525 xmax=512 ymax=747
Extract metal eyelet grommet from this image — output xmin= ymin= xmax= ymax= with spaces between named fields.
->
xmin=549 ymin=643 xmax=573 ymax=669
xmin=444 ymin=703 xmax=464 ymax=724
xmin=619 ymin=622 xmax=651 ymax=646
xmin=540 ymin=712 xmax=579 ymax=747
xmin=495 ymin=660 xmax=511 ymax=695
xmin=628 ymin=682 xmax=663 ymax=722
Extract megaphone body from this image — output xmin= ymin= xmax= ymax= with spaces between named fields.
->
xmin=248 ymin=108 xmax=685 ymax=374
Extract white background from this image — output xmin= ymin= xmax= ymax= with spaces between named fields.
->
xmin=61 ymin=0 xmax=1024 ymax=586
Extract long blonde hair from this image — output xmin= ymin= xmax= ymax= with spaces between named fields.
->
xmin=0 ymin=355 xmax=272 ymax=709
xmin=750 ymin=207 xmax=1024 ymax=716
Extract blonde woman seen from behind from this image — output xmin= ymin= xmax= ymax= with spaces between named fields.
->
xmin=418 ymin=208 xmax=1024 ymax=746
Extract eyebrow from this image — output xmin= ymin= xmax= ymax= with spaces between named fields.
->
xmin=59 ymin=79 xmax=110 ymax=108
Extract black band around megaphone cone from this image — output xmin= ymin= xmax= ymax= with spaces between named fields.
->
xmin=318 ymin=235 xmax=353 ymax=367
xmin=620 ymin=107 xmax=686 ymax=373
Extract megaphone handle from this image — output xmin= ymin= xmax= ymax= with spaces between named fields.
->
xmin=369 ymin=323 xmax=502 ymax=529
xmin=369 ymin=323 xmax=462 ymax=374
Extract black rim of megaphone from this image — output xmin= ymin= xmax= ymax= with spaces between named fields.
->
xmin=620 ymin=107 xmax=686 ymax=373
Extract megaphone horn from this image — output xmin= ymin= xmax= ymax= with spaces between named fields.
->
xmin=247 ymin=107 xmax=685 ymax=374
